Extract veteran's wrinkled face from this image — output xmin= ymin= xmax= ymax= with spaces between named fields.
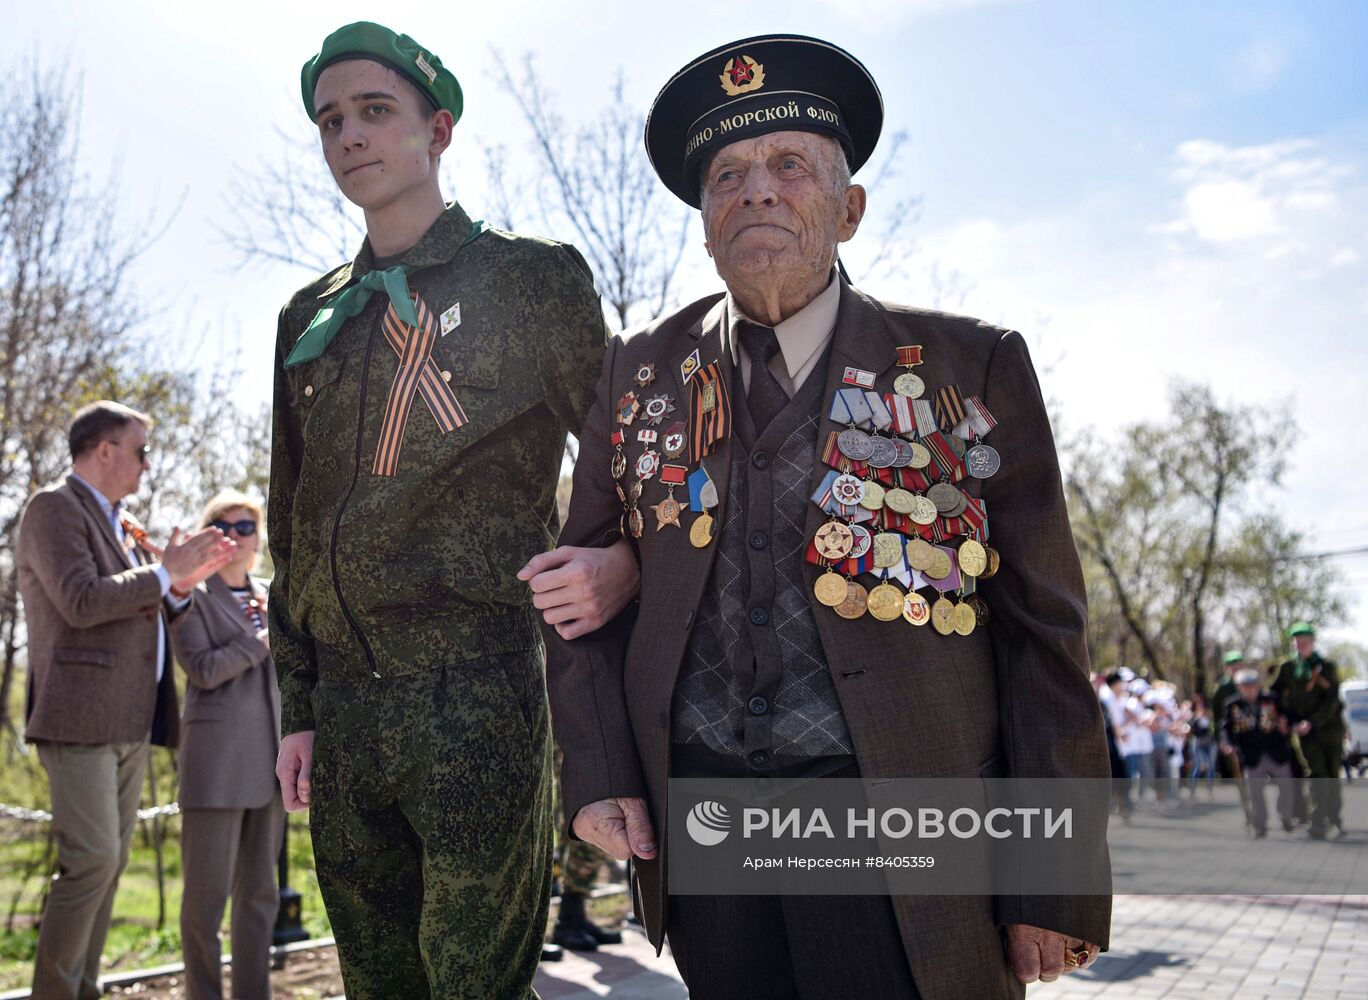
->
xmin=313 ymin=59 xmax=451 ymax=212
xmin=700 ymin=131 xmax=865 ymax=291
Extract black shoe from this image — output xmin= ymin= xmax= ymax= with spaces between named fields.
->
xmin=585 ymin=921 xmax=623 ymax=945
xmin=553 ymin=923 xmax=601 ymax=951
xmin=1282 ymin=819 xmax=1296 ymax=833
xmin=541 ymin=943 xmax=564 ymax=962
xmin=1309 ymin=826 xmax=1327 ymax=841
xmin=1254 ymin=828 xmax=1267 ymax=838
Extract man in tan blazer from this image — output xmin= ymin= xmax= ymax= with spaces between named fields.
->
xmin=18 ymin=401 xmax=234 ymax=1000
xmin=171 ymin=490 xmax=282 ymax=1000
xmin=526 ymin=35 xmax=1111 ymax=1000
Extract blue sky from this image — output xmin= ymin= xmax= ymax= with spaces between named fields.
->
xmin=4 ymin=0 xmax=1366 ymax=653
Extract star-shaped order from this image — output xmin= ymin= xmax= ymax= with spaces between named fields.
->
xmin=652 ymin=495 xmax=683 ymax=530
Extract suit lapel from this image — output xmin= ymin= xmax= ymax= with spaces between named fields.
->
xmin=802 ymin=282 xmax=902 ymax=544
xmin=66 ymin=475 xmax=135 ymax=568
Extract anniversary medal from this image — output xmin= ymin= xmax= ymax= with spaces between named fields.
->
xmin=957 ymin=538 xmax=988 ymax=578
xmin=884 ymin=488 xmax=916 ymax=515
xmin=690 ymin=473 xmax=720 ymax=548
xmin=965 ymin=594 xmax=992 ymax=626
xmin=981 ymin=546 xmax=1001 ymax=579
xmin=834 ymin=579 xmax=869 ymax=620
xmin=814 ymin=566 xmax=850 ymax=607
xmin=902 ymin=591 xmax=931 ymax=626
xmin=860 ymin=478 xmax=887 ymax=511
xmin=866 ymin=436 xmax=899 ymax=469
xmin=928 ymin=482 xmax=962 ymax=515
xmin=815 ymin=521 xmax=856 ymax=561
xmin=906 ymin=538 xmax=936 ymax=572
xmin=966 ymin=444 xmax=1000 ymax=479
xmin=953 ymin=599 xmax=977 ymax=636
xmin=907 ymin=441 xmax=932 ymax=470
xmin=931 ymin=595 xmax=957 ymax=635
xmin=872 ymin=532 xmax=904 ymax=570
xmin=894 ymin=345 xmax=925 ymax=399
xmin=867 ymin=576 xmax=904 ymax=622
xmin=908 ymin=494 xmax=939 ymax=525
xmin=924 ymin=547 xmax=953 ymax=581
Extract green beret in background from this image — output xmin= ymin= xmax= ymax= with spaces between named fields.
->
xmin=301 ymin=21 xmax=463 ymax=122
xmin=1287 ymin=621 xmax=1316 ymax=638
xmin=1222 ymin=650 xmax=1244 ymax=665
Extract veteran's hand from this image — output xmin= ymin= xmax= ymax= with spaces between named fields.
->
xmin=1295 ymin=720 xmax=1312 ymax=737
xmin=276 ymin=730 xmax=315 ymax=812
xmin=1006 ymin=924 xmax=1099 ymax=983
xmin=518 ymin=539 xmax=640 ymax=640
xmin=572 ymin=797 xmax=657 ymax=862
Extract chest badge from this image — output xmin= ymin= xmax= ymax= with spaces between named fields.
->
xmin=440 ymin=302 xmax=461 ymax=337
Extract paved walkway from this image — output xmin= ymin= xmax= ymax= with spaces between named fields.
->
xmin=536 ymin=781 xmax=1368 ymax=999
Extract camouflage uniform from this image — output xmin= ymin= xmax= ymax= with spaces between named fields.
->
xmin=1272 ymin=651 xmax=1345 ymax=835
xmin=268 ymin=201 xmax=607 ymax=998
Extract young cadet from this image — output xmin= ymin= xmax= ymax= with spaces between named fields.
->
xmin=267 ymin=22 xmax=634 ymax=998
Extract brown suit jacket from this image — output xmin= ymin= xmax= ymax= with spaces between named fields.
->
xmin=545 ymin=283 xmax=1111 ymax=999
xmin=170 ymin=575 xmax=281 ymax=811
xmin=18 ymin=475 xmax=182 ymax=747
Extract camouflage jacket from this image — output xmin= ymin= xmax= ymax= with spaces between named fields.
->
xmin=268 ymin=202 xmax=607 ymax=734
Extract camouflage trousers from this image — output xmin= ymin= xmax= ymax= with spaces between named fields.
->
xmin=311 ymin=649 xmax=553 ymax=999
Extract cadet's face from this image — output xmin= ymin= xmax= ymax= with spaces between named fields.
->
xmin=700 ymin=131 xmax=865 ymax=290
xmin=313 ymin=60 xmax=447 ymax=211
xmin=1294 ymin=635 xmax=1315 ymax=658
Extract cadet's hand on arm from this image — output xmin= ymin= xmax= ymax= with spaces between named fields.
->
xmin=1295 ymin=720 xmax=1312 ymax=736
xmin=518 ymin=539 xmax=640 ymax=640
xmin=162 ymin=527 xmax=237 ymax=591
xmin=1006 ymin=924 xmax=1099 ymax=983
xmin=572 ymin=797 xmax=657 ymax=862
xmin=276 ymin=731 xmax=315 ymax=812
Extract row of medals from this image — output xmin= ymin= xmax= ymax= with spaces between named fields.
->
xmin=811 ymin=366 xmax=1000 ymax=636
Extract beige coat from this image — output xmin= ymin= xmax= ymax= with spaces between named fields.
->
xmin=18 ymin=475 xmax=182 ymax=747
xmin=170 ymin=575 xmax=281 ymax=810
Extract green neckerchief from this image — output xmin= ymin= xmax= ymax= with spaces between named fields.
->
xmin=1294 ymin=652 xmax=1320 ymax=683
xmin=284 ymin=220 xmax=488 ymax=369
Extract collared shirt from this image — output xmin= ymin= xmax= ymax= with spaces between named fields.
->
xmin=725 ymin=270 xmax=841 ymax=398
xmin=70 ymin=473 xmax=182 ymax=682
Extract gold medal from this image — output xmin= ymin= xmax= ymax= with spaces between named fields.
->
xmin=884 ymin=488 xmax=916 ymax=514
xmin=867 ymin=582 xmax=904 ymax=622
xmin=981 ymin=546 xmax=1001 ymax=580
xmin=893 ymin=371 xmax=925 ymax=399
xmin=931 ymin=596 xmax=956 ymax=635
xmin=902 ymin=591 xmax=931 ymax=626
xmin=924 ymin=549 xmax=953 ymax=580
xmin=953 ymin=601 xmax=977 ymax=636
xmin=908 ymin=495 xmax=938 ymax=525
xmin=834 ymin=580 xmax=869 ymax=620
xmin=859 ymin=480 xmax=887 ymax=511
xmin=907 ymin=441 xmax=931 ymax=469
xmin=814 ymin=522 xmax=855 ymax=561
xmin=957 ymin=538 xmax=988 ymax=577
xmin=814 ymin=571 xmax=849 ymax=607
xmin=690 ymin=511 xmax=715 ymax=548
xmin=626 ymin=507 xmax=644 ymax=539
xmin=906 ymin=538 xmax=936 ymax=571
xmin=872 ymin=532 xmax=904 ymax=569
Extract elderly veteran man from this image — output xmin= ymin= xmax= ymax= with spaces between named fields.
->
xmin=269 ymin=21 xmax=633 ymax=999
xmin=19 ymin=401 xmax=234 ymax=1000
xmin=525 ymin=34 xmax=1111 ymax=999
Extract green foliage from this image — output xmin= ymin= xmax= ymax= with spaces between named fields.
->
xmin=1066 ymin=381 xmax=1349 ymax=695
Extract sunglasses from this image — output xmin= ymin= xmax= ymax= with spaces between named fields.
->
xmin=210 ymin=519 xmax=258 ymax=537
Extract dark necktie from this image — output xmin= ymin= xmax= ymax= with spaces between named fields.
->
xmin=738 ymin=323 xmax=789 ymax=433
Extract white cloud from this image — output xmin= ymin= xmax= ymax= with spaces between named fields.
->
xmin=881 ymin=135 xmax=1368 ymax=644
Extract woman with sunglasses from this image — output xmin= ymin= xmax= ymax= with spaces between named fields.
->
xmin=169 ymin=490 xmax=282 ymax=999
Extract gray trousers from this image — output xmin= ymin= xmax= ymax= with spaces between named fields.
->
xmin=32 ymin=740 xmax=149 ymax=1000
xmin=1244 ymin=757 xmax=1295 ymax=832
xmin=180 ymin=800 xmax=285 ymax=1000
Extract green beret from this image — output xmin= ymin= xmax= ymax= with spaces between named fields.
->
xmin=1288 ymin=621 xmax=1316 ymax=638
xmin=1222 ymin=650 xmax=1244 ymax=665
xmin=301 ymin=21 xmax=462 ymax=123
